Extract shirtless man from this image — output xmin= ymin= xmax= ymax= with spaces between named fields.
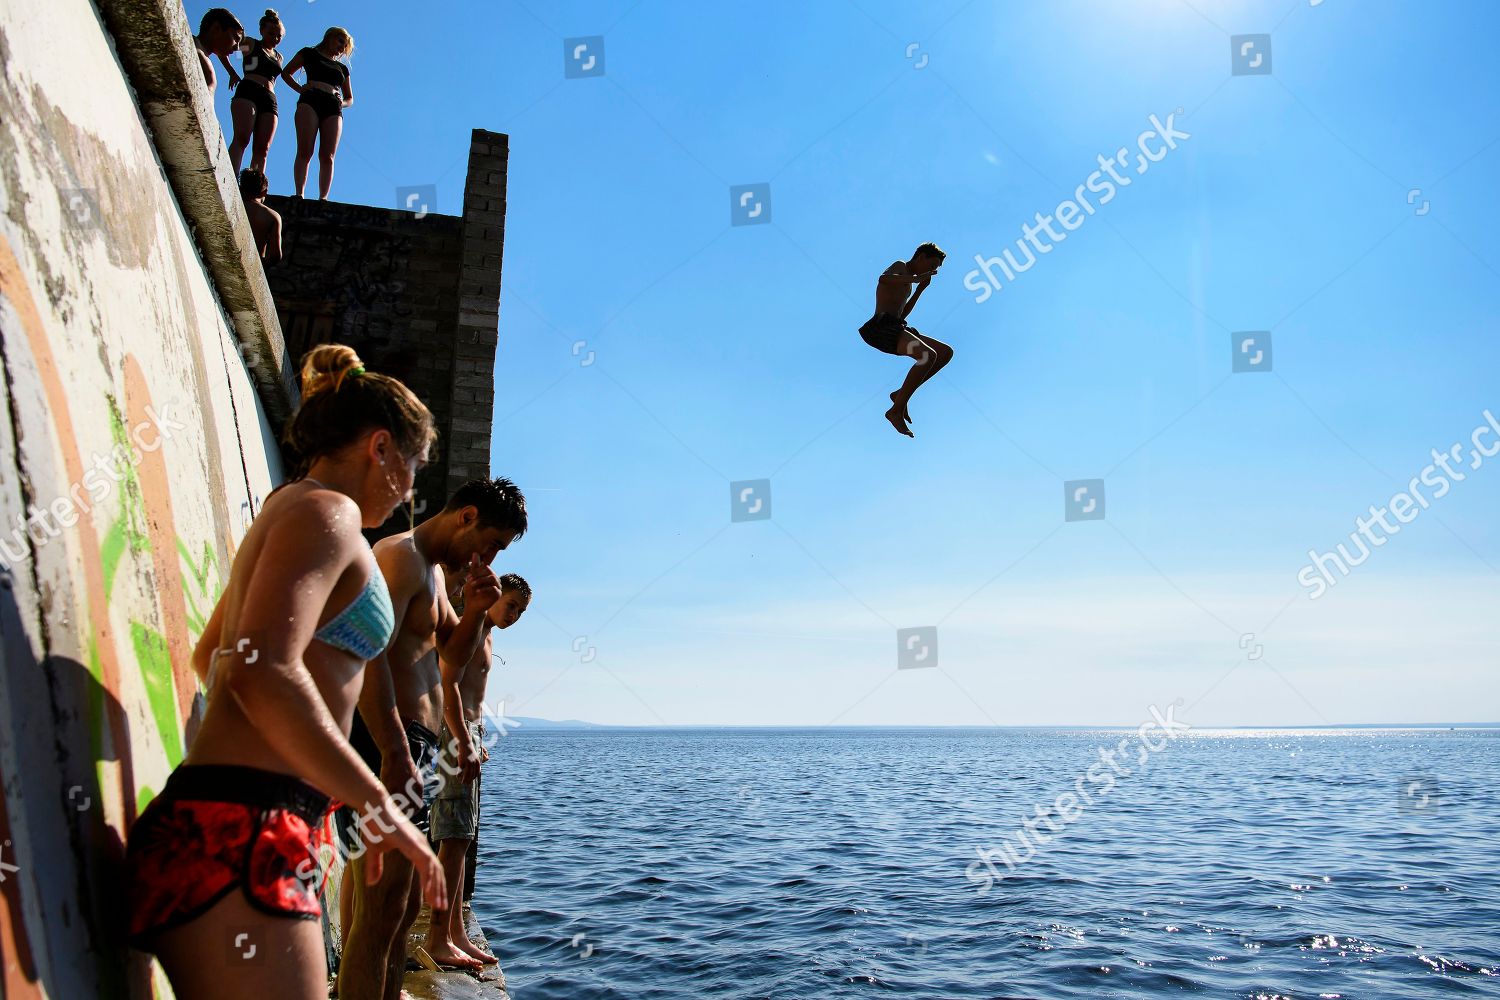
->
xmin=422 ymin=573 xmax=531 ymax=968
xmin=194 ymin=8 xmax=244 ymax=90
xmin=858 ymin=242 xmax=952 ymax=437
xmin=239 ymin=168 xmax=282 ymax=264
xmin=338 ymin=478 xmax=528 ymax=1000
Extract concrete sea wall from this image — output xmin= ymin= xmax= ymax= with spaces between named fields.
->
xmin=0 ymin=0 xmax=290 ymax=995
xmin=0 ymin=1 xmax=508 ymax=995
xmin=265 ymin=128 xmax=508 ymax=517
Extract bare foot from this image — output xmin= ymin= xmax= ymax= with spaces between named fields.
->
xmin=457 ymin=934 xmax=498 ymax=965
xmin=890 ymin=392 xmax=911 ymax=423
xmin=884 ymin=406 xmax=914 ymax=437
xmin=421 ymin=940 xmax=485 ymax=970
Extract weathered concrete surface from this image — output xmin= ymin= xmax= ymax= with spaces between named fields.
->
xmin=264 ymin=129 xmax=508 ymax=518
xmin=0 ymin=0 xmax=284 ymax=996
xmin=322 ymin=856 xmax=509 ymax=998
xmin=403 ymin=906 xmax=510 ymax=999
xmin=94 ymin=0 xmax=296 ymax=420
xmin=262 ymin=196 xmax=467 ymax=526
xmin=0 ymin=1 xmax=507 ymax=996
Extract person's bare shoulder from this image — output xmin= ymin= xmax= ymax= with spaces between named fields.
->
xmin=879 ymin=260 xmax=910 ymax=282
xmin=258 ymin=485 xmax=362 ymax=562
xmin=373 ymin=530 xmax=422 ymax=562
xmin=373 ymin=531 xmax=426 ymax=574
xmin=198 ymin=50 xmax=215 ymax=87
xmin=373 ymin=531 xmax=434 ymax=605
xmin=372 ymin=528 xmax=414 ymax=552
xmin=267 ymin=481 xmax=360 ymax=526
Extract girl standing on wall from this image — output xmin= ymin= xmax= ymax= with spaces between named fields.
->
xmin=226 ymin=9 xmax=286 ymax=176
xmin=124 ymin=345 xmax=445 ymax=1000
xmin=282 ymin=27 xmax=355 ymax=200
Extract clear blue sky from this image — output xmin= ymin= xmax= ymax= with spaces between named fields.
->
xmin=191 ymin=0 xmax=1500 ymax=726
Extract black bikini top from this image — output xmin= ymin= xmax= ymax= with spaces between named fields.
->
xmin=297 ymin=47 xmax=349 ymax=88
xmin=241 ymin=39 xmax=283 ymax=77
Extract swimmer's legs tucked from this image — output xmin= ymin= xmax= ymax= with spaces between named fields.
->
xmin=886 ymin=331 xmax=954 ymax=436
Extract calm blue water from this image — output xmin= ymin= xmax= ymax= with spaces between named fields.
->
xmin=470 ymin=729 xmax=1500 ymax=999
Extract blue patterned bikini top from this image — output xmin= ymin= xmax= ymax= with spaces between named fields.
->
xmin=306 ymin=479 xmax=394 ymax=660
xmin=314 ymin=569 xmax=393 ymax=660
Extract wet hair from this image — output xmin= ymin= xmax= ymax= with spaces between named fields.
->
xmin=260 ymin=8 xmax=281 ymax=31
xmin=199 ymin=8 xmax=243 ymax=35
xmin=238 ymin=167 xmax=269 ymax=200
xmin=283 ymin=345 xmax=435 ymax=476
xmin=499 ymin=574 xmax=532 ymax=601
xmin=321 ymin=26 xmax=354 ymax=58
xmin=914 ymin=242 xmax=946 ymax=262
xmin=444 ymin=478 xmax=528 ymax=538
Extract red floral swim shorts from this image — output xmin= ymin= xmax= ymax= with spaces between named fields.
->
xmin=125 ymin=764 xmax=334 ymax=949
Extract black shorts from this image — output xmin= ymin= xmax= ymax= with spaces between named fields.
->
xmin=298 ymin=88 xmax=343 ymax=122
xmin=859 ymin=312 xmax=913 ymax=356
xmin=349 ymin=709 xmax=383 ymax=773
xmin=405 ymin=720 xmax=442 ymax=835
xmin=233 ymin=79 xmax=277 ymax=116
xmin=337 ymin=716 xmax=442 ymax=850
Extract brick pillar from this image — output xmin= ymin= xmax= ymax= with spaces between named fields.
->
xmin=446 ymin=129 xmax=507 ymax=496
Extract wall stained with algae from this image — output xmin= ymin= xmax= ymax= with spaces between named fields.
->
xmin=0 ymin=0 xmax=287 ymax=996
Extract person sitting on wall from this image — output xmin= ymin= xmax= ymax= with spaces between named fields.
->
xmin=227 ymin=9 xmax=288 ymax=175
xmin=338 ymin=477 xmax=525 ymax=998
xmin=422 ymin=573 xmax=531 ymax=969
xmin=239 ymin=168 xmax=282 ymax=264
xmin=194 ymin=8 xmax=244 ymax=90
xmin=124 ymin=345 xmax=447 ymax=1000
xmin=282 ymin=27 xmax=356 ymax=200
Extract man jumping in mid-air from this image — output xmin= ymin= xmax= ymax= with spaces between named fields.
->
xmin=858 ymin=242 xmax=952 ymax=437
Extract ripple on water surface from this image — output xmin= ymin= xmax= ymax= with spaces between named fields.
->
xmin=470 ymin=729 xmax=1500 ymax=999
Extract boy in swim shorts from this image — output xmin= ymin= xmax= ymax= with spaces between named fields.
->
xmin=858 ymin=242 xmax=953 ymax=437
xmin=423 ymin=574 xmax=531 ymax=968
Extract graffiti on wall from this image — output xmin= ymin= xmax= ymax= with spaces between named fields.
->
xmin=1 ymin=220 xmax=252 ymax=998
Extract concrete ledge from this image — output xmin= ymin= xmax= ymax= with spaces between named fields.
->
xmin=95 ymin=0 xmax=297 ymax=422
xmin=403 ymin=907 xmax=511 ymax=999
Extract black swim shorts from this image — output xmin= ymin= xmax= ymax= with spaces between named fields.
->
xmin=298 ymin=88 xmax=343 ymax=123
xmin=233 ymin=79 xmax=278 ymax=116
xmin=859 ymin=312 xmax=914 ymax=356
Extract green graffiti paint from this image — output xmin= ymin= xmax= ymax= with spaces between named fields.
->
xmin=105 ymin=395 xmax=149 ymax=550
xmin=130 ymin=622 xmax=184 ymax=767
xmin=87 ymin=634 xmax=105 ymax=766
xmin=177 ymin=538 xmax=219 ymax=595
xmin=176 ymin=538 xmax=221 ymax=636
xmin=100 ymin=516 xmax=126 ymax=598
xmin=99 ymin=398 xmax=150 ymax=596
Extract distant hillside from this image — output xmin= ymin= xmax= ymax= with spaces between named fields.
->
xmin=510 ymin=716 xmax=610 ymax=730
xmin=503 ymin=719 xmax=1499 ymax=731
